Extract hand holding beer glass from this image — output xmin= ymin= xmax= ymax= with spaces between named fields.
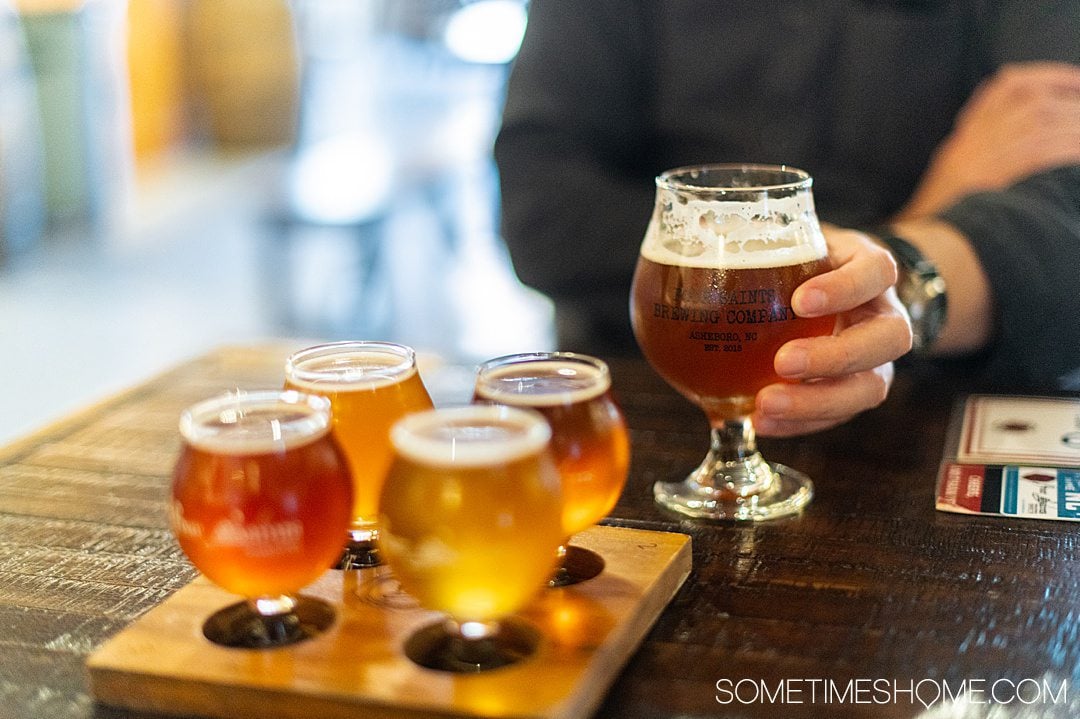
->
xmin=284 ymin=341 xmax=433 ymax=568
xmin=473 ymin=353 xmax=630 ymax=586
xmin=630 ymin=165 xmax=835 ymax=520
xmin=170 ymin=391 xmax=353 ymax=647
xmin=378 ymin=405 xmax=563 ymax=672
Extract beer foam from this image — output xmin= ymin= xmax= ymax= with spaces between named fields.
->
xmin=285 ymin=364 xmax=414 ymax=392
xmin=286 ymin=342 xmax=417 ymax=392
xmin=181 ymin=391 xmax=331 ymax=455
xmin=641 ymin=195 xmax=827 ymax=269
xmin=476 ymin=360 xmax=609 ymax=408
xmin=286 ymin=352 xmax=418 ymax=392
xmin=391 ymin=405 xmax=551 ymax=468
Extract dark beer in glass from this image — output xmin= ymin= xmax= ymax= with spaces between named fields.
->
xmin=630 ymin=164 xmax=834 ymax=520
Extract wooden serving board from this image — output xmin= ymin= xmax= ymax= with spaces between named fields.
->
xmin=86 ymin=525 xmax=691 ymax=719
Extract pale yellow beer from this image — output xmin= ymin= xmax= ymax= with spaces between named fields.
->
xmin=379 ymin=405 xmax=563 ymax=623
xmin=284 ymin=342 xmax=433 ymax=555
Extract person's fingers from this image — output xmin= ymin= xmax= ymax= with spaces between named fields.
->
xmin=753 ymin=414 xmax=851 ymax=437
xmin=776 ymin=294 xmax=911 ymax=379
xmin=1007 ymin=98 xmax=1080 ymax=163
xmin=994 ymin=61 xmax=1080 ymax=96
xmin=994 ymin=92 xmax=1080 ymax=138
xmin=969 ymin=62 xmax=1080 ymax=114
xmin=754 ymin=364 xmax=894 ymax=437
xmin=791 ymin=242 xmax=897 ymax=318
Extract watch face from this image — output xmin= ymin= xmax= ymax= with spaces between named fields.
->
xmin=900 ymin=272 xmax=946 ymax=349
xmin=881 ymin=235 xmax=946 ymax=351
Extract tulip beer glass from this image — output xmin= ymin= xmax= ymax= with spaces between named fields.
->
xmin=379 ymin=405 xmax=563 ymax=672
xmin=285 ymin=341 xmax=433 ymax=568
xmin=630 ymin=164 xmax=834 ymax=520
xmin=473 ymin=352 xmax=630 ymax=585
xmin=170 ymin=390 xmax=353 ymax=647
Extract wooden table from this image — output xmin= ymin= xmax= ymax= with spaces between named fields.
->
xmin=3 ymin=346 xmax=1078 ymax=718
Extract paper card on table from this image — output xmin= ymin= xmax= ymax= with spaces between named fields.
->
xmin=956 ymin=395 xmax=1080 ymax=466
xmin=936 ymin=461 xmax=1080 ymax=521
xmin=936 ymin=395 xmax=1080 ymax=521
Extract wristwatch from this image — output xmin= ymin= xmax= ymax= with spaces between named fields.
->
xmin=873 ymin=229 xmax=948 ymax=352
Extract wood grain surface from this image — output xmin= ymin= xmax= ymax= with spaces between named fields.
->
xmin=2 ymin=346 xmax=1078 ymax=718
xmin=86 ymin=525 xmax=690 ymax=719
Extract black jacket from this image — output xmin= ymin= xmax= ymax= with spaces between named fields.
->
xmin=494 ymin=0 xmax=1080 ymax=390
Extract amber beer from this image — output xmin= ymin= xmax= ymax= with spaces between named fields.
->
xmin=473 ymin=354 xmax=630 ymax=537
xmin=284 ymin=342 xmax=433 ymax=548
xmin=170 ymin=391 xmax=353 ymax=599
xmin=633 ymin=164 xmax=829 ymax=521
xmin=631 ymin=251 xmax=834 ymax=423
xmin=378 ymin=405 xmax=563 ymax=623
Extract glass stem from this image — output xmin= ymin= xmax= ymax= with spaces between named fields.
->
xmin=548 ymin=542 xmax=573 ymax=587
xmin=691 ymin=417 xmax=776 ymax=499
xmin=250 ymin=594 xmax=297 ymax=617
xmin=242 ymin=594 xmax=304 ymax=646
xmin=454 ymin=619 xmax=500 ymax=641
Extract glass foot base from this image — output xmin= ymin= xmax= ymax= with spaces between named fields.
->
xmin=404 ymin=617 xmax=541 ymax=673
xmin=353 ymin=566 xmax=420 ymax=610
xmin=202 ymin=595 xmax=335 ymax=648
xmin=548 ymin=545 xmax=605 ymax=587
xmin=654 ymin=462 xmax=813 ymax=521
xmin=336 ymin=538 xmax=381 ymax=570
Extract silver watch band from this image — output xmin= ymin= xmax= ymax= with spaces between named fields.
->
xmin=873 ymin=230 xmax=948 ymax=352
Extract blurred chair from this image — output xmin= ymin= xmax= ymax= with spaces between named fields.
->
xmin=266 ymin=0 xmax=539 ymax=359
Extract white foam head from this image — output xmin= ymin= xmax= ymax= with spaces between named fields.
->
xmin=285 ymin=341 xmax=417 ymax=392
xmin=641 ymin=165 xmax=828 ymax=269
xmin=476 ymin=356 xmax=610 ymax=407
xmin=390 ymin=405 xmax=551 ymax=468
xmin=180 ymin=390 xmax=332 ymax=455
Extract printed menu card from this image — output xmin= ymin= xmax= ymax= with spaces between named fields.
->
xmin=936 ymin=395 xmax=1080 ymax=521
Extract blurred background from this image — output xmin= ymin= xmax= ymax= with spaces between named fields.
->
xmin=0 ymin=0 xmax=554 ymax=443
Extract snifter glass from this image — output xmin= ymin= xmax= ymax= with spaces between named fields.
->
xmin=284 ymin=341 xmax=434 ymax=569
xmin=170 ymin=390 xmax=353 ymax=647
xmin=378 ymin=405 xmax=563 ymax=672
xmin=630 ymin=164 xmax=834 ymax=520
xmin=473 ymin=352 xmax=630 ymax=586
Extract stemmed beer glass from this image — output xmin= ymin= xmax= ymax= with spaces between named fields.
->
xmin=630 ymin=164 xmax=834 ymax=521
xmin=170 ymin=390 xmax=353 ymax=647
xmin=378 ymin=405 xmax=563 ymax=672
xmin=473 ymin=352 xmax=630 ymax=586
xmin=284 ymin=341 xmax=434 ymax=568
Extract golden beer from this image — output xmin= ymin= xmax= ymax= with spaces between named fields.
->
xmin=284 ymin=341 xmax=433 ymax=562
xmin=473 ymin=354 xmax=630 ymax=537
xmin=379 ymin=405 xmax=562 ymax=624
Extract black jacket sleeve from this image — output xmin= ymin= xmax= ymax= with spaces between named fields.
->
xmin=939 ymin=166 xmax=1080 ymax=390
xmin=934 ymin=0 xmax=1080 ymax=389
xmin=494 ymin=0 xmax=655 ymax=301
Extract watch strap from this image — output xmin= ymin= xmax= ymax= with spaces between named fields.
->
xmin=871 ymin=228 xmax=948 ymax=352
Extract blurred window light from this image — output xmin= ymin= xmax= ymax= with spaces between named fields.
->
xmin=288 ymin=133 xmax=395 ymax=225
xmin=443 ymin=0 xmax=527 ymax=64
